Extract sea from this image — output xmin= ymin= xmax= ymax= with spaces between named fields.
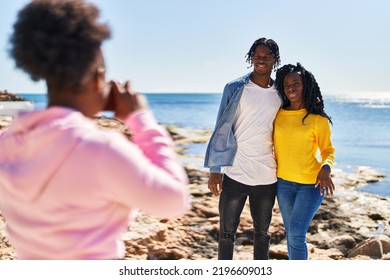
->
xmin=18 ymin=92 xmax=390 ymax=198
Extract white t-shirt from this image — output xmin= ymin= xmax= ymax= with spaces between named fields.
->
xmin=224 ymin=80 xmax=281 ymax=186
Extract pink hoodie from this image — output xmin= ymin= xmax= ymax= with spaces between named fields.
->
xmin=0 ymin=107 xmax=189 ymax=259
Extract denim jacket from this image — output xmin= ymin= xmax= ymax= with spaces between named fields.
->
xmin=204 ymin=72 xmax=252 ymax=173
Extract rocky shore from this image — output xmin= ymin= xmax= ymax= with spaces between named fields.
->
xmin=0 ymin=90 xmax=29 ymax=102
xmin=1 ymin=116 xmax=389 ymax=260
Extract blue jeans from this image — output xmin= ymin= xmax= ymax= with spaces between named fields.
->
xmin=276 ymin=178 xmax=324 ymax=260
xmin=218 ymin=175 xmax=276 ymax=260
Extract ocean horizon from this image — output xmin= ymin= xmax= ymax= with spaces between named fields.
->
xmin=18 ymin=92 xmax=390 ymax=198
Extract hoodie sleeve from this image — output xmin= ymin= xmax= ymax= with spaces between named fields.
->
xmin=98 ymin=110 xmax=189 ymax=218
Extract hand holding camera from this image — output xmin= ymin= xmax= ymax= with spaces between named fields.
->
xmin=104 ymin=80 xmax=148 ymax=121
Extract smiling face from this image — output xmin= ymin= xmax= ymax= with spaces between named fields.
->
xmin=251 ymin=45 xmax=276 ymax=76
xmin=283 ymin=71 xmax=304 ymax=109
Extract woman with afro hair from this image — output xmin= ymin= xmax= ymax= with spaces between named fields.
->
xmin=273 ymin=62 xmax=335 ymax=260
xmin=0 ymin=0 xmax=188 ymax=259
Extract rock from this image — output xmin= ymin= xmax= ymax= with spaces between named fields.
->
xmin=92 ymin=116 xmax=132 ymax=140
xmin=347 ymin=235 xmax=390 ymax=259
xmin=327 ymin=235 xmax=357 ymax=254
xmin=309 ymin=247 xmax=345 ymax=260
xmin=0 ymin=91 xmax=28 ymax=101
xmin=269 ymin=244 xmax=288 ymax=259
xmin=382 ymin=253 xmax=390 ymax=260
xmin=332 ymin=167 xmax=385 ymax=190
xmin=0 ymin=116 xmax=13 ymax=130
xmin=0 ymin=215 xmax=16 ymax=260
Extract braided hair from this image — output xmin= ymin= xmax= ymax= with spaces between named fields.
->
xmin=275 ymin=63 xmax=332 ymax=125
xmin=245 ymin=37 xmax=281 ymax=70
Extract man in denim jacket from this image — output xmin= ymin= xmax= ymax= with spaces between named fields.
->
xmin=204 ymin=38 xmax=282 ymax=260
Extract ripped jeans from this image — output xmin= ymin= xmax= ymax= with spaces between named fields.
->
xmin=218 ymin=175 xmax=276 ymax=260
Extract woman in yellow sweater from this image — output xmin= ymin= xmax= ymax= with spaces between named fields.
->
xmin=273 ymin=63 xmax=335 ymax=260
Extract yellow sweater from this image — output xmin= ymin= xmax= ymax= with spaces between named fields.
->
xmin=273 ymin=109 xmax=335 ymax=184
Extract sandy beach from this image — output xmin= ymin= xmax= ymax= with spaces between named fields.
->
xmin=1 ymin=116 xmax=389 ymax=260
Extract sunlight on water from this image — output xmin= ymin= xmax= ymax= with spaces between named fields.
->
xmin=324 ymin=91 xmax=390 ymax=105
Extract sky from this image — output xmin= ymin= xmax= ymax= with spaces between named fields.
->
xmin=0 ymin=0 xmax=389 ymax=94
